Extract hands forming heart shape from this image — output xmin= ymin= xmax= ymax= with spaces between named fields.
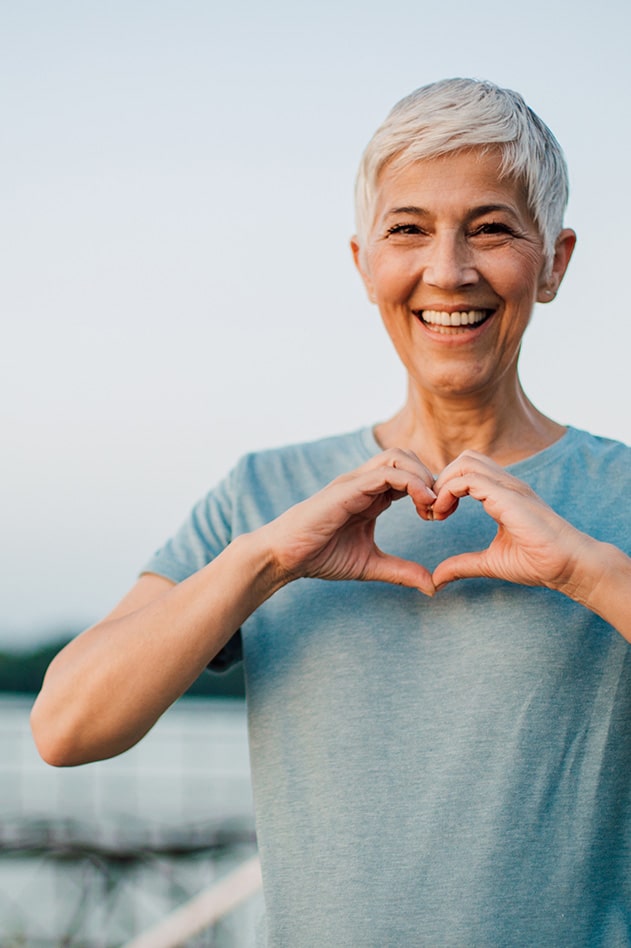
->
xmin=269 ymin=447 xmax=594 ymax=602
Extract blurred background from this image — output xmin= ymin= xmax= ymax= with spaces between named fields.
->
xmin=2 ymin=0 xmax=630 ymax=943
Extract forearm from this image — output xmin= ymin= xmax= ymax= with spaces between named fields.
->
xmin=31 ymin=449 xmax=437 ymax=766
xmin=560 ymin=538 xmax=631 ymax=644
xmin=31 ymin=531 xmax=286 ymax=767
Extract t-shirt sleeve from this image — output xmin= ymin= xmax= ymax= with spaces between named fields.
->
xmin=141 ymin=470 xmax=243 ymax=670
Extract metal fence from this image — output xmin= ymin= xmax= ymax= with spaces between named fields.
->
xmin=0 ymin=696 xmax=262 ymax=946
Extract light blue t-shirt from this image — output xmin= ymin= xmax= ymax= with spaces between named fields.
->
xmin=144 ymin=427 xmax=631 ymax=946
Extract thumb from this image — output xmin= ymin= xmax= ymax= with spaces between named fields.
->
xmin=366 ymin=551 xmax=436 ymax=597
xmin=433 ymin=552 xmax=487 ymax=590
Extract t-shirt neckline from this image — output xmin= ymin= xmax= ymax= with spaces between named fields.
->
xmin=356 ymin=424 xmax=580 ymax=476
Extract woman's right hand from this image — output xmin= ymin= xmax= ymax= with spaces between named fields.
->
xmin=260 ymin=448 xmax=437 ymax=595
xmin=31 ymin=449 xmax=436 ymax=766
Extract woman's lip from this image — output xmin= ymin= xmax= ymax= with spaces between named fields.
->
xmin=414 ymin=308 xmax=495 ymax=329
xmin=412 ymin=308 xmax=496 ymax=338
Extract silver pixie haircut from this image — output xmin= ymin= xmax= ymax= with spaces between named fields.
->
xmin=355 ymin=78 xmax=569 ymax=266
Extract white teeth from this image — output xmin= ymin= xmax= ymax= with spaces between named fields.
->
xmin=421 ymin=309 xmax=488 ymax=327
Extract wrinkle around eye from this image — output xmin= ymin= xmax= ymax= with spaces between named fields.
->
xmin=466 ymin=228 xmax=526 ymax=250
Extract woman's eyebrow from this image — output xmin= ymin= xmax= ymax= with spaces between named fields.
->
xmin=384 ymin=203 xmax=519 ymax=218
xmin=468 ymin=203 xmax=519 ymax=217
xmin=385 ymin=205 xmax=426 ymax=217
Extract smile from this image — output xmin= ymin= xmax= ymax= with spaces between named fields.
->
xmin=416 ymin=309 xmax=494 ymax=332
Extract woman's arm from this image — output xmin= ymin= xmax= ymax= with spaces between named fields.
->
xmin=31 ymin=449 xmax=437 ymax=766
xmin=430 ymin=451 xmax=631 ymax=642
xmin=31 ymin=532 xmax=286 ymax=766
xmin=564 ymin=541 xmax=631 ymax=640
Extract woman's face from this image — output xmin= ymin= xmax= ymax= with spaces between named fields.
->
xmin=352 ymin=148 xmax=574 ymax=403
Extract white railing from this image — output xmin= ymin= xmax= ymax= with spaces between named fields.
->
xmin=1 ymin=696 xmax=260 ymax=945
xmin=124 ymin=855 xmax=262 ymax=948
xmin=0 ymin=696 xmax=253 ymax=828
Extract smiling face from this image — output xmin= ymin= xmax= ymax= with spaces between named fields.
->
xmin=352 ymin=148 xmax=575 ymax=405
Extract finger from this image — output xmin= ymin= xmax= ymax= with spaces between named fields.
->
xmin=365 ymin=550 xmax=436 ymax=596
xmin=431 ymin=453 xmax=505 ymax=522
xmin=334 ymin=464 xmax=437 ymax=519
xmin=433 ymin=451 xmax=505 ymax=495
xmin=431 ymin=470 xmax=522 ymax=521
xmin=359 ymin=448 xmax=436 ymax=491
xmin=433 ymin=552 xmax=489 ymax=590
xmin=431 ymin=476 xmax=476 ymax=520
xmin=429 ymin=488 xmax=460 ymax=521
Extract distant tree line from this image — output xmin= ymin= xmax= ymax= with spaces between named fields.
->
xmin=0 ymin=636 xmax=246 ymax=699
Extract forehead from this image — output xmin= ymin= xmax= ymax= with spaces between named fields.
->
xmin=373 ymin=148 xmax=531 ymax=223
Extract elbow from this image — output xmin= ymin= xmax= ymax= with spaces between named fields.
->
xmin=30 ymin=694 xmax=87 ymax=767
xmin=30 ymin=687 xmax=145 ymax=767
xmin=29 ymin=643 xmax=102 ymax=767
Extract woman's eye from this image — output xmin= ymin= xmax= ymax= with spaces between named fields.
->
xmin=385 ymin=223 xmax=424 ymax=237
xmin=470 ymin=222 xmax=515 ymax=237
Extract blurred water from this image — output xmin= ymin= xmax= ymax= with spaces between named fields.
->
xmin=0 ymin=695 xmax=261 ymax=946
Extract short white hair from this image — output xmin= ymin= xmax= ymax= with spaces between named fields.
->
xmin=355 ymin=78 xmax=569 ymax=267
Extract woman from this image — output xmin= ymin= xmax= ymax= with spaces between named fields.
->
xmin=32 ymin=79 xmax=631 ymax=945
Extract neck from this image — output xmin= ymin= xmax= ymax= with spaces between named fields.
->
xmin=374 ymin=379 xmax=565 ymax=471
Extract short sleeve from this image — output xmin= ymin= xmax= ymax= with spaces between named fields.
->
xmin=141 ymin=470 xmax=243 ymax=669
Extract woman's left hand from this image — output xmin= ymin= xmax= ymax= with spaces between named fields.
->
xmin=430 ymin=450 xmax=631 ymax=644
xmin=430 ymin=451 xmax=594 ymax=595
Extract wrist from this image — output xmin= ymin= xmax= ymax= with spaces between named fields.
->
xmin=233 ymin=527 xmax=294 ymax=600
xmin=552 ymin=530 xmax=608 ymax=605
xmin=556 ymin=536 xmax=626 ymax=614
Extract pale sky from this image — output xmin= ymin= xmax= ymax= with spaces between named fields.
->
xmin=2 ymin=0 xmax=630 ymax=647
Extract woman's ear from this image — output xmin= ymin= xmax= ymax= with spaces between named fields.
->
xmin=350 ymin=236 xmax=376 ymax=303
xmin=537 ymin=228 xmax=577 ymax=303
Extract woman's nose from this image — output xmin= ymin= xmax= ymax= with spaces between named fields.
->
xmin=422 ymin=233 xmax=478 ymax=290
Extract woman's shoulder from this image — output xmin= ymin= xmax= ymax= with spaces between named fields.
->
xmin=215 ymin=426 xmax=380 ymax=529
xmin=563 ymin=426 xmax=631 ymax=470
xmin=510 ymin=426 xmax=631 ymax=479
xmin=511 ymin=426 xmax=631 ymax=550
xmin=233 ymin=426 xmax=379 ymax=485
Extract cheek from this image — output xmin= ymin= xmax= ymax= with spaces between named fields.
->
xmin=370 ymin=259 xmax=419 ymax=303
xmin=490 ymin=256 xmax=542 ymax=307
xmin=508 ymin=247 xmax=545 ymax=294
